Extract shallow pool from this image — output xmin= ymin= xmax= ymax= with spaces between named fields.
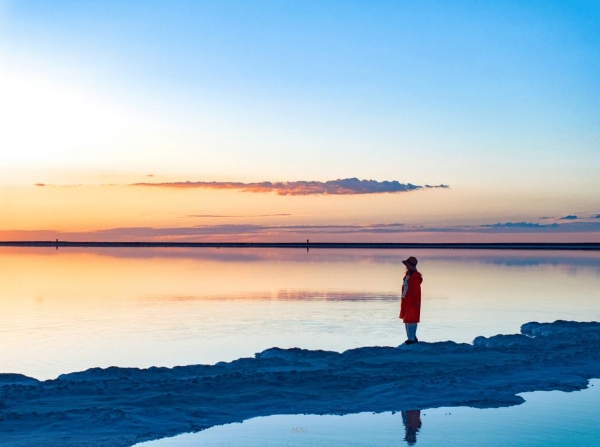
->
xmin=136 ymin=379 xmax=600 ymax=447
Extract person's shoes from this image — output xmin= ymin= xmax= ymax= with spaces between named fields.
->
xmin=405 ymin=339 xmax=417 ymax=345
xmin=415 ymin=337 xmax=418 ymax=342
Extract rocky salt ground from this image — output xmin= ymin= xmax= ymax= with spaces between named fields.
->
xmin=0 ymin=320 xmax=599 ymax=447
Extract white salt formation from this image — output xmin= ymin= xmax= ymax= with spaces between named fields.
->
xmin=0 ymin=320 xmax=598 ymax=447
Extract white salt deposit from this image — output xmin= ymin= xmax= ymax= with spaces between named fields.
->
xmin=0 ymin=320 xmax=599 ymax=447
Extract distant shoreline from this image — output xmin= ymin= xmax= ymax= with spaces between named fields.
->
xmin=1 ymin=241 xmax=599 ymax=250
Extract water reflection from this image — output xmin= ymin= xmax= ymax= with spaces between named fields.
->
xmin=0 ymin=248 xmax=598 ymax=380
xmin=402 ymin=410 xmax=422 ymax=445
xmin=2 ymin=246 xmax=598 ymax=268
xmin=151 ymin=290 xmax=399 ymax=302
xmin=134 ymin=380 xmax=600 ymax=447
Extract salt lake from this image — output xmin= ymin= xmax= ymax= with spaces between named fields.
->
xmin=1 ymin=247 xmax=598 ymax=380
xmin=0 ymin=247 xmax=598 ymax=446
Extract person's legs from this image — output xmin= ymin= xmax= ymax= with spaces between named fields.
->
xmin=407 ymin=323 xmax=418 ymax=342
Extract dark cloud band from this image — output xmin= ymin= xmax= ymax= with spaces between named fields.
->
xmin=131 ymin=178 xmax=449 ymax=195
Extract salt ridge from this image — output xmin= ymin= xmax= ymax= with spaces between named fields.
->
xmin=1 ymin=320 xmax=599 ymax=447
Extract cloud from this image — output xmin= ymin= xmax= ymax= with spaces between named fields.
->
xmin=4 ymin=221 xmax=599 ymax=246
xmin=33 ymin=183 xmax=86 ymax=188
xmin=131 ymin=178 xmax=449 ymax=195
xmin=0 ymin=223 xmax=408 ymax=243
xmin=477 ymin=221 xmax=600 ymax=234
xmin=482 ymin=222 xmax=559 ymax=229
xmin=182 ymin=214 xmax=293 ymax=218
xmin=542 ymin=214 xmax=599 ymax=221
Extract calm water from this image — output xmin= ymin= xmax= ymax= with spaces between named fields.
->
xmin=137 ymin=380 xmax=600 ymax=447
xmin=0 ymin=247 xmax=598 ymax=380
xmin=1 ymin=247 xmax=599 ymax=446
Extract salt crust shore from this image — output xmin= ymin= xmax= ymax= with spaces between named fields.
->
xmin=1 ymin=321 xmax=599 ymax=447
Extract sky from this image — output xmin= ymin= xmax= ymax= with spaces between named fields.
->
xmin=0 ymin=0 xmax=599 ymax=242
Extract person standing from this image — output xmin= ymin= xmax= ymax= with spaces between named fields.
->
xmin=399 ymin=256 xmax=422 ymax=345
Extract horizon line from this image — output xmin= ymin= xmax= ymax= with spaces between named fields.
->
xmin=1 ymin=241 xmax=599 ymax=251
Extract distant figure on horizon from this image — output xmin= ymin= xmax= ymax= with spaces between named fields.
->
xmin=399 ymin=256 xmax=422 ymax=345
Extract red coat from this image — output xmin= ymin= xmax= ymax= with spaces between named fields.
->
xmin=400 ymin=271 xmax=422 ymax=323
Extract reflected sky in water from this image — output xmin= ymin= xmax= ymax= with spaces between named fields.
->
xmin=0 ymin=248 xmax=598 ymax=380
xmin=136 ymin=380 xmax=600 ymax=447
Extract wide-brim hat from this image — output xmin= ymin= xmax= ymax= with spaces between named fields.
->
xmin=402 ymin=256 xmax=418 ymax=270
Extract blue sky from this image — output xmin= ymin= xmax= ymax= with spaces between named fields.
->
xmin=0 ymin=0 xmax=598 ymax=240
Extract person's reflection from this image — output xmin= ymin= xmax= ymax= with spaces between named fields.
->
xmin=401 ymin=410 xmax=422 ymax=445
